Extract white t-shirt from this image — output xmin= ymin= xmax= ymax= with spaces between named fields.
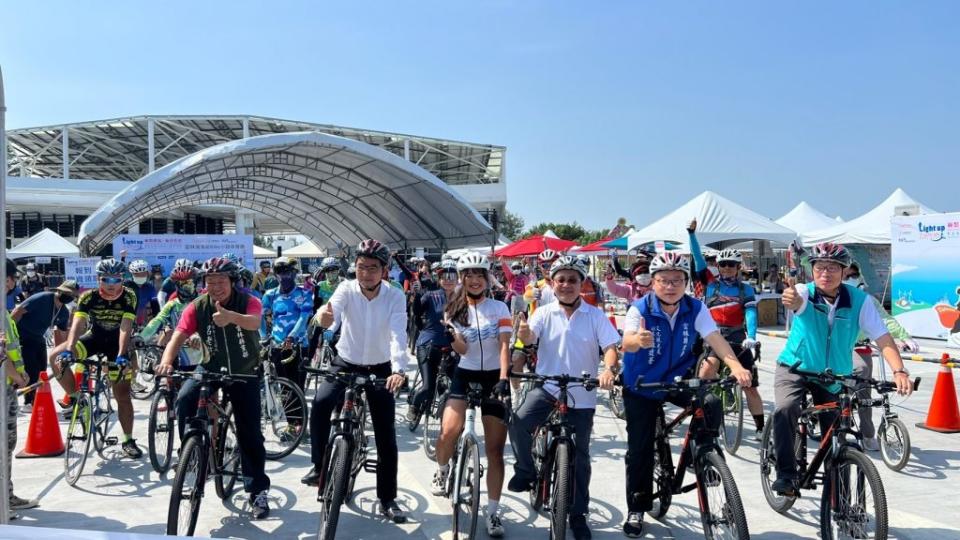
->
xmin=791 ymin=284 xmax=888 ymax=341
xmin=527 ymin=301 xmax=621 ymax=409
xmin=452 ymin=297 xmax=512 ymax=371
xmin=624 ymin=300 xmax=719 ymax=337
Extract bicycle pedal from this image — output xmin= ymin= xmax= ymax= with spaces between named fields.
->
xmin=363 ymin=459 xmax=378 ymax=474
xmin=104 ymin=436 xmax=119 ymax=446
xmin=478 ymin=464 xmax=485 ymax=479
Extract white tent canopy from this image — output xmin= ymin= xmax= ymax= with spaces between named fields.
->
xmin=801 ymin=188 xmax=937 ymax=245
xmin=253 ymin=245 xmax=275 ymax=258
xmin=775 ymin=201 xmax=844 ymax=235
xmin=283 ymin=240 xmax=326 ymax=258
xmin=626 ymin=191 xmax=797 ymax=249
xmin=8 ymin=228 xmax=80 ymax=258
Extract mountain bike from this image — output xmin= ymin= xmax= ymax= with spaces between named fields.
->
xmin=131 ymin=343 xmax=163 ymax=400
xmin=695 ymin=341 xmax=761 ymax=455
xmin=259 ymin=340 xmax=308 ymax=459
xmin=63 ymin=356 xmax=124 ymax=486
xmin=421 ymin=348 xmax=458 ymax=461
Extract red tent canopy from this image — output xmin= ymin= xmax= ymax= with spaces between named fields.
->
xmin=571 ymin=237 xmax=615 ymax=255
xmin=494 ymin=235 xmax=579 ymax=257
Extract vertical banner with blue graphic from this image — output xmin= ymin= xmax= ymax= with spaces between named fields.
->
xmin=891 ymin=213 xmax=960 ymax=347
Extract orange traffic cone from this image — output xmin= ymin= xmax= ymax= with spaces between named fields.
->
xmin=916 ymin=356 xmax=960 ymax=433
xmin=17 ymin=371 xmax=66 ymax=458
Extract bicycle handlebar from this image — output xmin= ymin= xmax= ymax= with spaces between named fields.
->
xmin=168 ymin=369 xmax=258 ymax=384
xmin=509 ymin=371 xmax=599 ymax=391
xmin=787 ymin=361 xmax=920 ymax=393
xmin=302 ymin=367 xmax=391 ymax=388
xmin=634 ymin=375 xmax=738 ymax=393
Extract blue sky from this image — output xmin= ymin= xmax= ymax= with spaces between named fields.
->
xmin=2 ymin=1 xmax=958 ymax=231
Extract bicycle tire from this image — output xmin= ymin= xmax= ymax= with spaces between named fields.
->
xmin=261 ymin=376 xmax=308 ymax=460
xmin=720 ymin=382 xmax=744 ymax=455
xmin=148 ymin=388 xmax=175 ymax=473
xmin=452 ymin=436 xmax=481 ymax=540
xmin=423 ymin=393 xmax=446 ymax=461
xmin=317 ymin=437 xmax=351 ymax=540
xmin=64 ymin=395 xmax=93 ymax=487
xmin=759 ymin=413 xmax=797 ymax=513
xmin=878 ymin=417 xmax=911 ymax=472
xmin=697 ymin=451 xmax=749 ymax=540
xmin=608 ymin=386 xmax=625 ymax=420
xmin=549 ymin=441 xmax=572 ymax=540
xmin=166 ymin=435 xmax=207 ymax=536
xmin=529 ymin=426 xmax=548 ymax=512
xmin=820 ymin=447 xmax=888 ymax=540
xmin=131 ymin=347 xmax=159 ymax=400
xmin=407 ymin=368 xmax=424 ymax=432
xmin=649 ymin=413 xmax=673 ymax=519
xmin=214 ymin=405 xmax=240 ymax=500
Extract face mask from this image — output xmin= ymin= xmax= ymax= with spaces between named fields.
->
xmin=133 ymin=276 xmax=148 ymax=285
xmin=279 ymin=273 xmax=296 ymax=291
xmin=325 ymin=271 xmax=340 ymax=282
xmin=635 ymin=273 xmax=652 ymax=286
xmin=26 ymin=271 xmax=36 ymax=278
xmin=58 ymin=294 xmax=74 ymax=304
xmin=843 ymin=278 xmax=861 ymax=288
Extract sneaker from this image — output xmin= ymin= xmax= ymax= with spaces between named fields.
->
xmin=405 ymin=408 xmax=420 ymax=424
xmin=771 ymin=477 xmax=799 ymax=497
xmin=507 ymin=474 xmax=532 ymax=493
xmin=250 ymin=490 xmax=270 ymax=519
xmin=486 ymin=511 xmax=505 ymax=538
xmin=863 ymin=437 xmax=880 ymax=452
xmin=431 ymin=467 xmax=449 ymax=496
xmin=570 ymin=514 xmax=591 ymax=540
xmin=57 ymin=396 xmax=72 ymax=409
xmin=301 ymin=466 xmax=320 ymax=486
xmin=9 ymin=495 xmax=38 ymax=510
xmin=623 ymin=512 xmax=644 ymax=537
xmin=753 ymin=429 xmax=763 ymax=441
xmin=130 ymin=381 xmax=148 ymax=394
xmin=121 ymin=439 xmax=143 ymax=459
xmin=381 ymin=499 xmax=407 ymax=523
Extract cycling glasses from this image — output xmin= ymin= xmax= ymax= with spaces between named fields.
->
xmin=99 ymin=276 xmax=123 ymax=285
xmin=718 ymin=261 xmax=739 ymax=268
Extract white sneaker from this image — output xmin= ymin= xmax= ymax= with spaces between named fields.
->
xmin=863 ymin=437 xmax=880 ymax=452
xmin=431 ymin=467 xmax=449 ymax=496
xmin=486 ymin=511 xmax=505 ymax=538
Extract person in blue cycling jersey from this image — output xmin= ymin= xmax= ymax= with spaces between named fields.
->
xmin=261 ymin=256 xmax=313 ymax=392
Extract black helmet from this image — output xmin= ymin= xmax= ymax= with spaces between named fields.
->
xmin=273 ymin=256 xmax=298 ymax=274
xmin=201 ymin=257 xmax=240 ymax=280
xmin=356 ymin=239 xmax=390 ymax=266
xmin=96 ymin=258 xmax=126 ymax=276
xmin=5 ymin=259 xmax=18 ymax=278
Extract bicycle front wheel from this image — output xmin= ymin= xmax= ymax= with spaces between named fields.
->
xmin=148 ymin=388 xmax=175 ymax=473
xmin=878 ymin=417 xmax=911 ymax=472
xmin=167 ymin=435 xmax=207 ymax=536
xmin=529 ymin=426 xmax=548 ymax=512
xmin=549 ymin=441 xmax=572 ymax=540
xmin=261 ymin=376 xmax=308 ymax=460
xmin=649 ymin=413 xmax=673 ymax=519
xmin=214 ymin=406 xmax=240 ymax=500
xmin=317 ymin=437 xmax=351 ymax=540
xmin=452 ymin=436 xmax=481 ymax=540
xmin=64 ymin=395 xmax=93 ymax=486
xmin=720 ymin=383 xmax=744 ymax=454
xmin=820 ymin=448 xmax=888 ymax=540
xmin=697 ymin=451 xmax=749 ymax=540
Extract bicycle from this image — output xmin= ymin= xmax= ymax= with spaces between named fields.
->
xmin=305 ymin=325 xmax=336 ymax=393
xmin=637 ymin=376 xmax=750 ymax=540
xmin=509 ymin=371 xmax=598 ymax=540
xmin=148 ymin=374 xmax=179 ymax=474
xmin=259 ymin=340 xmax=308 ymax=460
xmin=419 ymin=348 xmax=458 ymax=460
xmin=166 ymin=369 xmax=257 ymax=536
xmin=304 ymin=367 xmax=387 ymax=540
xmin=874 ymin=376 xmax=919 ymax=472
xmin=758 ymin=363 xmax=910 ymax=539
xmin=511 ymin=344 xmax=538 ymax=411
xmin=694 ymin=341 xmax=761 ymax=455
xmin=131 ymin=343 xmax=164 ymax=400
xmin=62 ymin=356 xmax=124 ymax=486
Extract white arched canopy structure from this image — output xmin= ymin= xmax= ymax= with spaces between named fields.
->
xmin=77 ymin=131 xmax=496 ymax=255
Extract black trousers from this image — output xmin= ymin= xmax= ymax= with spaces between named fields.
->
xmin=176 ymin=374 xmax=270 ymax=494
xmin=20 ymin=334 xmax=47 ymax=405
xmin=408 ymin=345 xmax=452 ymax=413
xmin=309 ymin=359 xmax=398 ymax=503
xmin=623 ymin=390 xmax=721 ymax=512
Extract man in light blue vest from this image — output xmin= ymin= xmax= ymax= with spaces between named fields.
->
xmin=772 ymin=242 xmax=913 ymax=496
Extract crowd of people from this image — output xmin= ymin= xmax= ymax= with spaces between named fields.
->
xmin=0 ymin=227 xmax=922 ymax=538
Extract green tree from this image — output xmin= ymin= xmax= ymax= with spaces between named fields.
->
xmin=525 ymin=222 xmax=588 ymax=242
xmin=500 ymin=209 xmax=525 ymax=241
xmin=253 ymin=234 xmax=272 ymax=248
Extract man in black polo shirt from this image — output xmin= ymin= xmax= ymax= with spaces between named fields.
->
xmin=11 ymin=280 xmax=77 ymax=407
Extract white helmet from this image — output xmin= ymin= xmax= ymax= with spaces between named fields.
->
xmin=538 ymin=248 xmax=558 ymax=262
xmin=128 ymin=259 xmax=149 ymax=274
xmin=456 ymin=251 xmax=490 ymax=272
xmin=549 ymin=255 xmax=587 ymax=280
xmin=649 ymin=251 xmax=690 ymax=277
xmin=716 ymin=249 xmax=743 ymax=264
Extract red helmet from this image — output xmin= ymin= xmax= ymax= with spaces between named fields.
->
xmin=808 ymin=242 xmax=852 ymax=268
xmin=201 ymin=257 xmax=240 ymax=279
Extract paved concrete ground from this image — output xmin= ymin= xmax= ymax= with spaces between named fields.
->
xmin=3 ymin=333 xmax=960 ymax=539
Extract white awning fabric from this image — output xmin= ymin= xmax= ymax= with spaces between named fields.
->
xmin=77 ymin=131 xmax=496 ymax=255
xmin=283 ymin=240 xmax=326 ymax=258
xmin=775 ymin=201 xmax=844 ymax=235
xmin=801 ymin=188 xmax=937 ymax=245
xmin=252 ymin=245 xmax=275 ymax=257
xmin=8 ymin=228 xmax=80 ymax=258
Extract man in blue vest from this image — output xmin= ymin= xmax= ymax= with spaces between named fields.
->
xmin=618 ymin=250 xmax=752 ymax=537
xmin=771 ymin=242 xmax=912 ymax=497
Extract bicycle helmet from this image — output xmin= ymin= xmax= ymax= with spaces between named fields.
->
xmin=716 ymin=249 xmax=743 ymax=264
xmin=346 ymin=263 xmax=357 ymax=279
xmin=201 ymin=257 xmax=240 ymax=280
xmin=320 ymin=257 xmax=341 ymax=272
xmin=170 ymin=263 xmax=197 ymax=281
xmin=127 ymin=259 xmax=149 ymax=274
xmin=510 ymin=261 xmax=523 ymax=271
xmin=239 ymin=268 xmax=255 ymax=286
xmin=439 ymin=259 xmax=459 ymax=273
xmin=649 ymin=251 xmax=690 ymax=277
xmin=221 ymin=252 xmax=242 ymax=266
xmin=456 ymin=251 xmax=490 ymax=272
xmin=273 ymin=256 xmax=298 ymax=274
xmin=808 ymin=242 xmax=852 ymax=268
xmin=549 ymin=255 xmax=588 ymax=280
xmin=538 ymin=248 xmax=558 ymax=262
xmin=96 ymin=258 xmax=126 ymax=276
xmin=356 ymin=239 xmax=390 ymax=266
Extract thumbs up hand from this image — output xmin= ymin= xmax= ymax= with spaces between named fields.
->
xmin=636 ymin=316 xmax=654 ymax=349
xmin=318 ymin=302 xmax=335 ymax=329
xmin=517 ymin=313 xmax=533 ymax=344
xmin=212 ymin=301 xmax=233 ymax=327
xmin=782 ymin=281 xmax=802 ymax=311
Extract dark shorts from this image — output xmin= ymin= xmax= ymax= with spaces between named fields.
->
xmin=448 ymin=367 xmax=507 ymax=419
xmin=704 ymin=341 xmax=759 ymax=388
xmin=75 ymin=332 xmax=130 ymax=382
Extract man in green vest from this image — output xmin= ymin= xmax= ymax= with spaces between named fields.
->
xmin=771 ymin=242 xmax=912 ymax=497
xmin=156 ymin=256 xmax=271 ymax=520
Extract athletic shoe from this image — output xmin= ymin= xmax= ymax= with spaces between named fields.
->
xmin=623 ymin=512 xmax=644 ymax=537
xmin=250 ymin=490 xmax=270 ymax=519
xmin=121 ymin=439 xmax=143 ymax=459
xmin=486 ymin=511 xmax=505 ymax=538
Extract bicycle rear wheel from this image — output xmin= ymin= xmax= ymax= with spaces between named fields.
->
xmin=317 ymin=437 xmax=351 ymax=540
xmin=549 ymin=441 xmax=572 ymax=540
xmin=452 ymin=436 xmax=481 ymax=540
xmin=64 ymin=395 xmax=93 ymax=486
xmin=608 ymin=386 xmax=625 ymax=420
xmin=166 ymin=435 xmax=207 ymax=536
xmin=148 ymin=388 xmax=175 ymax=473
xmin=649 ymin=414 xmax=673 ymax=519
xmin=529 ymin=426 xmax=548 ymax=512
xmin=214 ymin=407 xmax=240 ymax=500
xmin=720 ymin=382 xmax=744 ymax=455
xmin=261 ymin=376 xmax=308 ymax=460
xmin=759 ymin=414 xmax=797 ymax=513
xmin=878 ymin=417 xmax=911 ymax=472
xmin=423 ymin=393 xmax=445 ymax=461
xmin=820 ymin=448 xmax=888 ymax=540
xmin=697 ymin=451 xmax=749 ymax=540
xmin=131 ymin=347 xmax=159 ymax=400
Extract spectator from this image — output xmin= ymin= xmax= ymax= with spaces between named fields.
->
xmin=5 ymin=265 xmax=21 ymax=311
xmin=18 ymin=264 xmax=46 ymax=299
xmin=2 ymin=259 xmax=35 ymax=510
xmin=763 ymin=263 xmax=784 ymax=293
xmin=11 ymin=280 xmax=76 ymax=407
xmin=252 ymin=260 xmax=278 ymax=294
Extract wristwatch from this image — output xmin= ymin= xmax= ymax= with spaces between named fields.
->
xmin=893 ymin=368 xmax=910 ymax=377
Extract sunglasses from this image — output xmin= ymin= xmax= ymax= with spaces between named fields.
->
xmin=100 ymin=276 xmax=122 ymax=285
xmin=718 ymin=261 xmax=739 ymax=268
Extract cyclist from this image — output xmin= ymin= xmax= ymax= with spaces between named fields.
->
xmin=406 ymin=258 xmax=459 ymax=424
xmin=261 ymin=257 xmax=312 ymax=392
xmin=157 ymin=258 xmax=193 ymax=306
xmin=138 ymin=261 xmax=202 ymax=371
xmin=125 ymin=259 xmax=158 ymax=326
xmin=618 ymin=251 xmax=752 ymax=537
xmin=772 ymin=242 xmax=913 ymax=496
xmin=252 ymin=260 xmax=278 ymax=295
xmin=523 ymin=249 xmax=559 ymax=313
xmin=302 ymin=239 xmax=409 ymax=523
xmin=509 ymin=255 xmax=620 ymax=540
xmin=500 ymin=259 xmax=531 ymax=316
xmin=306 ymin=257 xmax=343 ymax=362
xmin=430 ymin=251 xmax=512 ymax=537
xmin=604 ymin=249 xmax=653 ymax=301
xmin=574 ymin=254 xmax=604 ymax=309
xmin=688 ymin=223 xmax=765 ymax=440
xmin=155 ymin=256 xmax=271 ymax=519
xmin=50 ymin=258 xmax=143 ymax=458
